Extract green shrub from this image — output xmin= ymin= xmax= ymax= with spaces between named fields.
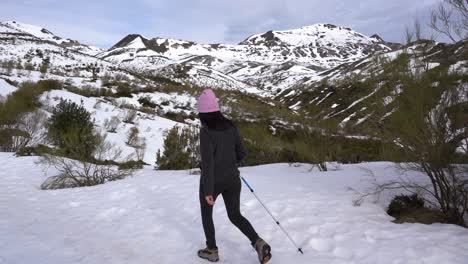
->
xmin=0 ymin=80 xmax=59 ymax=123
xmin=387 ymin=194 xmax=445 ymax=224
xmin=36 ymin=79 xmax=62 ymax=90
xmin=24 ymin=62 xmax=35 ymax=71
xmin=138 ymin=96 xmax=157 ymax=108
xmin=126 ymin=127 xmax=140 ymax=147
xmin=39 ymin=134 xmax=134 ymax=189
xmin=4 ymin=78 xmax=18 ymax=87
xmin=118 ymin=159 xmax=146 ymax=170
xmin=0 ymin=80 xmax=58 ymax=151
xmin=155 ymin=126 xmax=199 ymax=170
xmin=162 ymin=111 xmax=195 ymax=123
xmin=387 ymin=194 xmax=425 ymax=218
xmin=40 ymin=57 xmax=50 ymax=75
xmin=332 ymin=137 xmax=383 ymax=163
xmin=16 ymin=144 xmax=54 ymax=156
xmin=65 ymin=85 xmax=112 ymax=97
xmin=103 ymin=116 xmax=120 ymax=133
xmin=46 ymin=99 xmax=98 ymax=159
xmin=115 ymin=82 xmax=132 ymax=97
xmin=0 ymin=128 xmax=29 ymax=152
xmin=238 ymin=122 xmax=291 ymax=165
xmin=123 ymin=109 xmax=137 ymax=124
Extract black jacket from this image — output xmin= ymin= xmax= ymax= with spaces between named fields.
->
xmin=200 ymin=125 xmax=246 ymax=196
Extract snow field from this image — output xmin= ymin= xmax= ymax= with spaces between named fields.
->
xmin=1 ymin=154 xmax=467 ymax=264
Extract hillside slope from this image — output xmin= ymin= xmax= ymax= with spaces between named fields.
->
xmin=1 ymin=21 xmax=103 ymax=56
xmin=276 ymin=40 xmax=468 ymax=132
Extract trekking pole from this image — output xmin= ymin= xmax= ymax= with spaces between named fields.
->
xmin=240 ymin=175 xmax=304 ymax=254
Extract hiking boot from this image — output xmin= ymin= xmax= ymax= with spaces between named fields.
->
xmin=254 ymin=238 xmax=272 ymax=264
xmin=197 ymin=247 xmax=219 ymax=262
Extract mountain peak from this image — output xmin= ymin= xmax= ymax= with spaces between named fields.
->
xmin=240 ymin=23 xmax=381 ymax=48
xmin=296 ymin=23 xmax=348 ymax=31
xmin=103 ymin=22 xmax=393 ymax=70
xmin=370 ymin=34 xmax=384 ymax=42
xmin=110 ymin=34 xmax=148 ymax=50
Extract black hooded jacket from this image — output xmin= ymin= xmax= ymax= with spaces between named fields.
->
xmin=199 ymin=125 xmax=246 ymax=196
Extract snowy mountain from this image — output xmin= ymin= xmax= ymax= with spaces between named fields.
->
xmin=99 ymin=24 xmax=394 ymax=94
xmin=0 ymin=20 xmax=172 ymax=92
xmin=0 ymin=21 xmax=103 ymax=56
xmin=1 ymin=20 xmax=465 ymax=142
xmin=0 ymin=21 xmax=399 ymax=95
xmin=105 ymin=24 xmax=390 ymax=67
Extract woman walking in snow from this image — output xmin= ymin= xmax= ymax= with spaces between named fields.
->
xmin=196 ymin=89 xmax=272 ymax=264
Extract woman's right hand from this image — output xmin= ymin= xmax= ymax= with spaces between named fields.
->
xmin=205 ymin=195 xmax=215 ymax=206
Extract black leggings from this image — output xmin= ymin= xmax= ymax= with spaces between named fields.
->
xmin=200 ymin=178 xmax=259 ymax=249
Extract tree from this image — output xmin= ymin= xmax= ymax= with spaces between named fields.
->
xmin=134 ymin=138 xmax=147 ymax=161
xmin=0 ymin=81 xmax=53 ymax=152
xmin=382 ymin=62 xmax=468 ymax=226
xmin=125 ymin=126 xmax=147 ymax=161
xmin=24 ymin=62 xmax=34 ymax=77
xmin=103 ymin=116 xmax=120 ymax=133
xmin=405 ymin=20 xmax=422 ymax=44
xmin=127 ymin=127 xmax=140 ymax=147
xmin=40 ymin=57 xmax=50 ymax=78
xmin=430 ymin=0 xmax=468 ymax=42
xmin=46 ymin=99 xmax=98 ymax=160
xmin=4 ymin=60 xmax=15 ymax=76
xmin=8 ymin=110 xmax=47 ymax=151
xmin=88 ymin=63 xmax=98 ymax=81
xmin=16 ymin=59 xmax=23 ymax=70
xmin=294 ymin=126 xmax=330 ymax=171
xmin=101 ymin=72 xmax=112 ymax=86
xmin=123 ymin=109 xmax=137 ymax=124
xmin=155 ymin=126 xmax=200 ymax=170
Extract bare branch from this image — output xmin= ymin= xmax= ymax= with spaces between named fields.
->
xmin=430 ymin=0 xmax=468 ymax=42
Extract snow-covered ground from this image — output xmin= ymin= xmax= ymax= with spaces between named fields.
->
xmin=0 ymin=79 xmax=16 ymax=97
xmin=1 ymin=153 xmax=467 ymax=264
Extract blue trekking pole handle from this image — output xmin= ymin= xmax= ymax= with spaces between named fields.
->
xmin=239 ymin=175 xmax=304 ymax=254
xmin=240 ymin=175 xmax=254 ymax=192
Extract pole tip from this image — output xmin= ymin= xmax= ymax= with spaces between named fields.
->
xmin=298 ymin=248 xmax=304 ymax=254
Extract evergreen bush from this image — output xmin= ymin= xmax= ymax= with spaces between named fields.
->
xmin=387 ymin=194 xmax=425 ymax=218
xmin=46 ymin=99 xmax=98 ymax=160
xmin=155 ymin=126 xmax=200 ymax=170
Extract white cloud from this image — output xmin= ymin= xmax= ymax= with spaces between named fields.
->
xmin=0 ymin=0 xmax=445 ymax=47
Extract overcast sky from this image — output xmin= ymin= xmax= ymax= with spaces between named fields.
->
xmin=1 ymin=0 xmax=444 ymax=48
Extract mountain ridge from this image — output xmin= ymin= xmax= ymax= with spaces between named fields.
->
xmin=0 ymin=19 xmax=466 ymax=160
xmin=98 ymin=23 xmax=396 ymax=94
xmin=0 ymin=21 xmax=103 ymax=56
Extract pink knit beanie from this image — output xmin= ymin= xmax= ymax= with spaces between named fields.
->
xmin=197 ymin=89 xmax=220 ymax=113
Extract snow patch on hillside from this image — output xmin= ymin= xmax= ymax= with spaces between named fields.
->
xmin=3 ymin=21 xmax=70 ymax=44
xmin=0 ymin=78 xmax=17 ymax=96
xmin=127 ymin=37 xmax=146 ymax=49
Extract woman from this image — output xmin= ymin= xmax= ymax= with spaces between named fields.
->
xmin=196 ymin=89 xmax=272 ymax=264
